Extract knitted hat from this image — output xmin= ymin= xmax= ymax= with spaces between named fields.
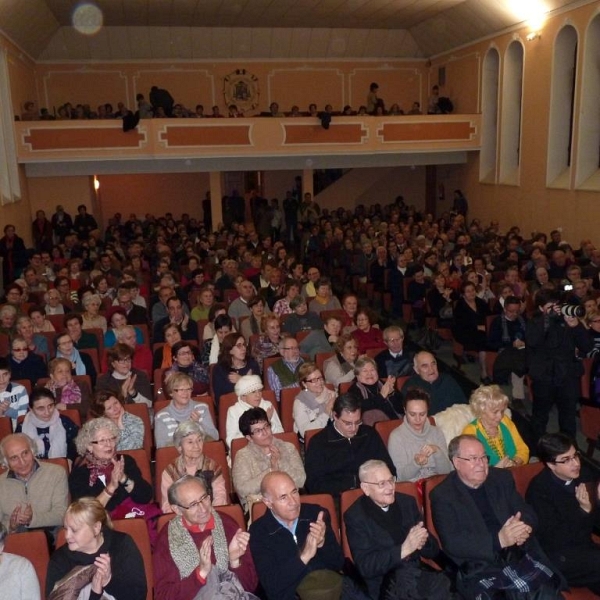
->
xmin=234 ymin=374 xmax=263 ymax=398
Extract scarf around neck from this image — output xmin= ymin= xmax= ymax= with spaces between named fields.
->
xmin=82 ymin=451 xmax=115 ymax=486
xmin=21 ymin=410 xmax=67 ymax=458
xmin=168 ymin=511 xmax=229 ymax=579
xmin=57 ymin=347 xmax=86 ymax=375
xmin=48 ymin=379 xmax=82 ymax=405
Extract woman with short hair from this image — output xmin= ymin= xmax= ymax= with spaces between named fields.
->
xmin=81 ymin=293 xmax=107 ymax=332
xmin=323 ymin=334 xmax=358 ymax=388
xmin=159 ymin=420 xmax=227 ymax=513
xmin=462 ymin=384 xmax=529 ymax=467
xmin=293 ymin=362 xmax=336 ymax=438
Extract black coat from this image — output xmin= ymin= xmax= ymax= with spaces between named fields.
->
xmin=526 ymin=467 xmax=600 ymax=589
xmin=305 ymin=421 xmax=396 ymax=496
xmin=345 ymin=493 xmax=440 ymax=599
xmin=249 ymin=502 xmax=344 ymax=600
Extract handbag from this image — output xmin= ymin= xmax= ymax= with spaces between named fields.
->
xmin=193 ymin=568 xmax=261 ymax=600
xmin=110 ymin=497 xmax=162 ymax=547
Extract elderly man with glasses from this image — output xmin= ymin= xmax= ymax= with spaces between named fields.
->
xmin=154 ymin=474 xmax=259 ymax=600
xmin=344 ymin=459 xmax=449 ymax=600
xmin=266 ymin=334 xmax=304 ymax=402
xmin=526 ymin=433 xmax=600 ymax=596
xmin=305 ymin=394 xmax=395 ymax=498
xmin=431 ymin=434 xmax=564 ymax=600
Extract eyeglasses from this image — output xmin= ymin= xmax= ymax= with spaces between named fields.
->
xmin=115 ymin=357 xmax=132 ymax=364
xmin=455 ymin=455 xmax=490 ymax=464
xmin=305 ymin=376 xmax=324 ymax=384
xmin=177 ymin=350 xmax=193 ymax=356
xmin=250 ymin=423 xmax=272 ymax=436
xmin=91 ymin=436 xmax=118 ymax=446
xmin=177 ymin=493 xmax=211 ymax=510
xmin=552 ymin=451 xmax=581 ymax=465
xmin=174 ymin=387 xmax=193 ymax=393
xmin=363 ymin=477 xmax=395 ymax=489
xmin=338 ymin=418 xmax=362 ymax=428
xmin=12 ymin=347 xmax=28 ymax=352
xmin=385 ymin=338 xmax=403 ymax=343
xmin=282 ymin=346 xmax=299 ymax=351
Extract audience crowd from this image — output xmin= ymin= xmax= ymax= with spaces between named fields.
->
xmin=1 ymin=185 xmax=600 ymax=600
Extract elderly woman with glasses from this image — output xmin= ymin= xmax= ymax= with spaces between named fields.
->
xmin=461 ymin=384 xmax=529 ymax=468
xmin=323 ymin=334 xmax=358 ymax=388
xmin=9 ymin=335 xmax=48 ymax=386
xmin=89 ymin=390 xmax=144 ymax=451
xmin=155 ymin=372 xmax=218 ymax=448
xmin=69 ymin=417 xmax=153 ymax=513
xmin=159 ymin=420 xmax=227 ymax=513
xmin=225 ymin=374 xmax=283 ymax=449
xmin=44 ymin=287 xmax=66 ymax=315
xmin=165 ymin=341 xmax=209 ymax=396
xmin=348 ymin=356 xmax=403 ymax=424
xmin=54 ymin=331 xmax=97 ymax=384
xmin=293 ymin=362 xmax=336 ymax=438
xmin=212 ymin=333 xmax=260 ymax=410
xmin=81 ymin=293 xmax=107 ymax=333
xmin=96 ymin=343 xmax=152 ymax=408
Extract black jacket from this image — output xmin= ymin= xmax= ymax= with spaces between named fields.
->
xmin=249 ymin=502 xmax=344 ymax=600
xmin=305 ymin=421 xmax=396 ymax=496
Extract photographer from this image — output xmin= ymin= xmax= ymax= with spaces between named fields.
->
xmin=526 ymin=289 xmax=591 ymax=445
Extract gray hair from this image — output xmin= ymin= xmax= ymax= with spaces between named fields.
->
xmin=358 ymin=459 xmax=389 ymax=483
xmin=167 ymin=473 xmax=209 ymax=507
xmin=82 ymin=293 xmax=102 ymax=309
xmin=353 ymin=355 xmax=377 ymax=377
xmin=383 ymin=325 xmax=404 ymax=342
xmin=0 ymin=305 xmax=17 ymax=319
xmin=16 ymin=316 xmax=32 ymax=330
xmin=0 ymin=433 xmax=38 ymax=468
xmin=115 ymin=325 xmax=136 ymax=342
xmin=448 ymin=434 xmax=481 ymax=461
xmin=75 ymin=417 xmax=121 ymax=456
xmin=173 ymin=420 xmax=206 ymax=450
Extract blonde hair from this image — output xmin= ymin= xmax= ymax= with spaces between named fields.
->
xmin=66 ymin=497 xmax=113 ymax=530
xmin=469 ymin=384 xmax=509 ymax=419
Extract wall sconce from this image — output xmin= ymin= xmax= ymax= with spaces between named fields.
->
xmin=93 ymin=176 xmax=100 ymax=190
xmin=526 ymin=31 xmax=541 ymax=41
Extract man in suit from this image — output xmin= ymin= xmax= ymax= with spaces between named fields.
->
xmin=431 ymin=435 xmax=563 ymax=600
xmin=152 ymin=296 xmax=197 ymax=344
xmin=344 ymin=460 xmax=448 ymax=600
xmin=249 ymin=471 xmax=347 ymax=600
xmin=526 ymin=433 xmax=600 ymax=596
xmin=374 ymin=325 xmax=414 ymax=378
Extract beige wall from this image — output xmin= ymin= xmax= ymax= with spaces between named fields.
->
xmin=431 ymin=2 xmax=600 ymax=241
xmin=96 ymin=173 xmax=210 ymax=222
xmin=33 ymin=59 xmax=426 ymax=117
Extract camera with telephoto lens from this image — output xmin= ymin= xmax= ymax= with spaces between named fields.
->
xmin=560 ymin=304 xmax=585 ymax=318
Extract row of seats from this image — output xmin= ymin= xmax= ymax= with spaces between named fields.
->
xmin=6 ymin=460 xmax=598 ymax=600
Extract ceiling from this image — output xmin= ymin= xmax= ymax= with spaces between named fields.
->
xmin=0 ymin=0 xmax=586 ymax=60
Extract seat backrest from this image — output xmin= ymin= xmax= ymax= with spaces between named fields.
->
xmin=80 ymin=346 xmax=101 ymax=375
xmin=279 ymin=387 xmax=297 ymax=433
xmin=315 ymin=351 xmax=335 ymax=374
xmin=112 ymin=518 xmax=153 ymax=600
xmin=0 ymin=416 xmax=12 ymax=440
xmin=153 ymin=368 xmax=167 ymax=399
xmin=203 ymin=440 xmax=232 ymax=498
xmin=59 ymin=407 xmax=82 ymax=428
xmin=12 ymin=379 xmax=32 ymax=395
xmin=580 ymin=404 xmax=600 ymax=455
xmin=295 ymin=330 xmax=311 ymax=343
xmin=230 ymin=431 xmax=300 ymax=464
xmin=510 ymin=461 xmax=544 ymax=498
xmin=123 ymin=403 xmax=152 ymax=457
xmin=136 ymin=323 xmax=150 ymax=347
xmin=0 ymin=332 xmax=9 ymax=356
xmin=252 ymin=493 xmax=340 ymax=541
xmin=262 ymin=356 xmax=282 ymax=388
xmin=339 ymin=381 xmax=353 ymax=395
xmin=422 ymin=473 xmax=448 ymax=544
xmin=47 ymin=314 xmax=65 ymax=331
xmin=4 ymin=530 xmax=50 ymax=599
xmin=303 ymin=427 xmax=323 ymax=450
xmin=120 ymin=449 xmax=153 ymax=501
xmin=154 ymin=445 xmax=179 ymax=505
xmin=374 ymin=418 xmax=403 ymax=447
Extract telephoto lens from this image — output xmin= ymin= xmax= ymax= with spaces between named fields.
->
xmin=560 ymin=304 xmax=585 ymax=318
